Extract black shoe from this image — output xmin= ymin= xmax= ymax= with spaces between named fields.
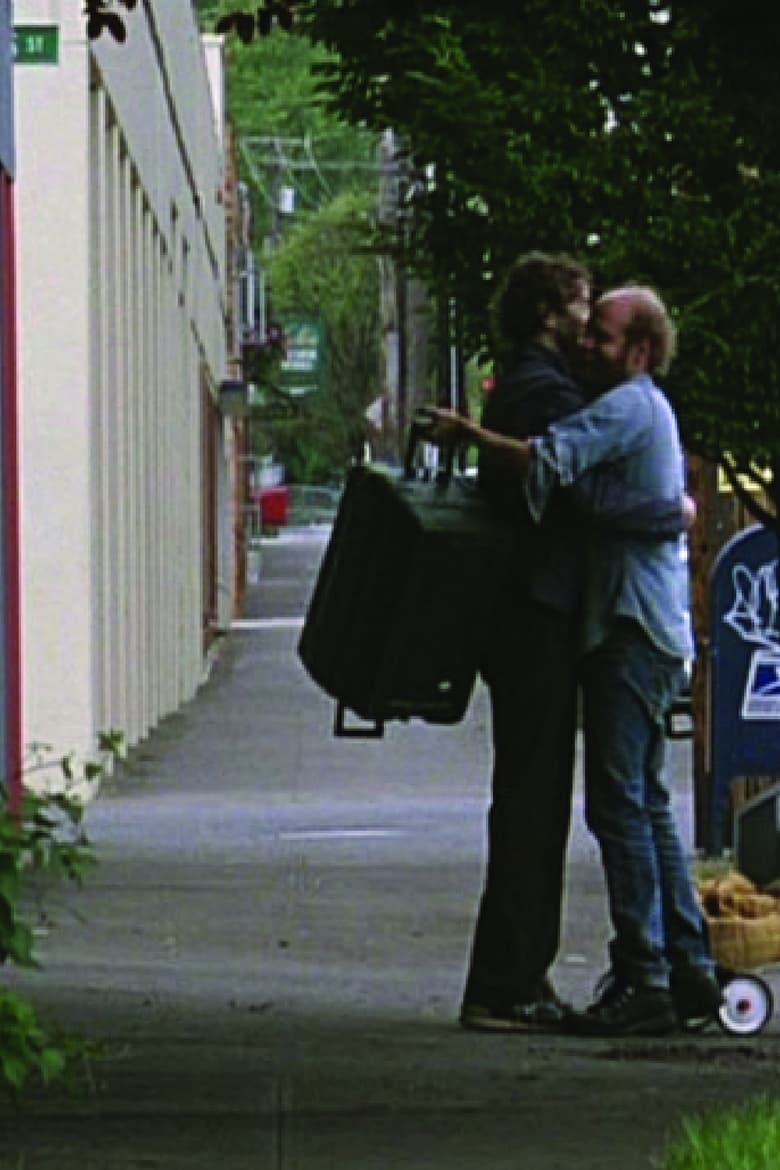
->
xmin=671 ymin=966 xmax=724 ymax=1031
xmin=460 ymin=981 xmax=573 ymax=1034
xmin=572 ymin=972 xmax=678 ymax=1037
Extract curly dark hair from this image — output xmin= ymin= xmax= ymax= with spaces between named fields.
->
xmin=490 ymin=250 xmax=590 ymax=354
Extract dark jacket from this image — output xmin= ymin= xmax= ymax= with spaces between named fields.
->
xmin=479 ymin=342 xmax=586 ymax=616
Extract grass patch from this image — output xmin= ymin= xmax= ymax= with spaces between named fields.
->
xmin=660 ymin=1096 xmax=780 ymax=1169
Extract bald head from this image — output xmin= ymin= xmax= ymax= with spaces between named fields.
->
xmin=597 ymin=286 xmax=677 ymax=376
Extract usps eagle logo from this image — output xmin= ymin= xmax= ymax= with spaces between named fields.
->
xmin=723 ymin=560 xmax=780 ymax=720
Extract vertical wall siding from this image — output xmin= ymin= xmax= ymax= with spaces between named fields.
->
xmin=15 ymin=1 xmax=228 ymax=760
xmin=89 ymin=82 xmax=108 ymax=737
xmin=89 ymin=83 xmax=205 ymax=746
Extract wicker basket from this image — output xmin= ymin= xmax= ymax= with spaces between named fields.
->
xmin=698 ymin=870 xmax=780 ymax=968
xmin=707 ymin=912 xmax=780 ymax=970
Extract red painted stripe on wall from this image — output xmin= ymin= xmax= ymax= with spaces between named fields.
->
xmin=1 ymin=170 xmax=22 ymax=812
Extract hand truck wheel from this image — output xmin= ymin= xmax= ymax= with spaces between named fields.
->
xmin=717 ymin=972 xmax=774 ymax=1036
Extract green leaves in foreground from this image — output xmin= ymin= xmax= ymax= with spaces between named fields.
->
xmin=0 ymin=792 xmax=94 ymax=1099
xmin=0 ymin=733 xmax=124 ymax=1100
xmin=661 ymin=1097 xmax=780 ymax=1170
xmin=0 ymin=990 xmax=68 ymax=1096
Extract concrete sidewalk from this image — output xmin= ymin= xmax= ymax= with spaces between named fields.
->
xmin=1 ymin=527 xmax=778 ymax=1169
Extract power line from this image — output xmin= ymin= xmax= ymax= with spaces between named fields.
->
xmin=303 ymin=132 xmax=334 ymax=199
xmin=241 ymin=135 xmax=392 ymax=172
xmin=238 ymin=141 xmax=280 ymax=211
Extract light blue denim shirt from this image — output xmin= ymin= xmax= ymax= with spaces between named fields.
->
xmin=526 ymin=374 xmax=693 ymax=661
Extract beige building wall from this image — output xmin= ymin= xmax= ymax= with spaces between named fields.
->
xmin=15 ymin=1 xmax=230 ymax=768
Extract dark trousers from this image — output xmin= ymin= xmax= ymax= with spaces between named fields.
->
xmin=463 ymin=600 xmax=578 ymax=1006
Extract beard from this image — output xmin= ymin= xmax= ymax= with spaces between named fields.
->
xmin=569 ymin=348 xmax=608 ymax=399
xmin=577 ymin=345 xmax=631 ymax=399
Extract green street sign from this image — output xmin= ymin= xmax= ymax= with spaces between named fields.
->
xmin=14 ymin=25 xmax=59 ymax=66
xmin=279 ymin=317 xmax=325 ymax=397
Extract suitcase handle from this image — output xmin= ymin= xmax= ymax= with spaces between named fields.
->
xmin=404 ymin=416 xmax=457 ymax=482
xmin=334 ymin=701 xmax=385 ymax=739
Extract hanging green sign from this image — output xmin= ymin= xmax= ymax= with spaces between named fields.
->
xmin=278 ymin=316 xmax=325 ymax=397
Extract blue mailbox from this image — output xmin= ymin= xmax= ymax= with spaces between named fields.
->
xmin=709 ymin=524 xmax=780 ymax=852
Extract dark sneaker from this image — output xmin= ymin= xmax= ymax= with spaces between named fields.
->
xmin=671 ymin=966 xmax=724 ymax=1031
xmin=460 ymin=983 xmax=573 ymax=1034
xmin=572 ymin=972 xmax=677 ymax=1037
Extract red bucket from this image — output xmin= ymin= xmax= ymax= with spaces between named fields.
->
xmin=259 ymin=485 xmax=290 ymax=527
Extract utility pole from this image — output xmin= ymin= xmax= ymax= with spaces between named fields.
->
xmin=395 ymin=145 xmax=413 ymax=450
xmin=396 ymin=259 xmax=408 ymax=447
xmin=378 ymin=129 xmax=405 ymax=460
xmin=688 ymin=453 xmax=719 ymax=849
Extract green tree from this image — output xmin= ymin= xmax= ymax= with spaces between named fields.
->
xmin=196 ymin=2 xmax=378 ymax=247
xmin=195 ymin=3 xmax=384 ymax=480
xmin=285 ymin=1 xmax=780 ymax=520
xmin=263 ymin=189 xmax=382 ymax=482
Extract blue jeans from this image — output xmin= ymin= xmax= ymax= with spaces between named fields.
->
xmin=580 ymin=620 xmax=713 ymax=989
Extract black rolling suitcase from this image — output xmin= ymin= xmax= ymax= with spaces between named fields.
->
xmin=297 ymin=425 xmax=516 ymax=736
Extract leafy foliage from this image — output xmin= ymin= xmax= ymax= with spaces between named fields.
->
xmin=124 ymin=4 xmax=780 ymax=514
xmin=264 ymin=190 xmax=381 ymax=481
xmin=274 ymin=2 xmax=780 ymax=517
xmin=215 ymin=3 xmax=295 ymax=40
xmin=0 ymin=733 xmax=124 ymax=1099
xmin=0 ymin=991 xmax=68 ymax=1096
xmin=196 ymin=2 xmax=377 ymax=248
xmin=83 ymin=0 xmax=138 ymax=42
xmin=195 ymin=3 xmax=383 ymax=481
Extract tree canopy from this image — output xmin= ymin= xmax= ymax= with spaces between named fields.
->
xmin=195 ymin=3 xmax=383 ymax=481
xmin=99 ymin=2 xmax=780 ymax=514
xmin=285 ymin=1 xmax=780 ymax=518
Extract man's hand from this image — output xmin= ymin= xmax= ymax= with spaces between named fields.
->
xmin=414 ymin=406 xmax=475 ymax=447
xmin=414 ymin=406 xmax=532 ymax=473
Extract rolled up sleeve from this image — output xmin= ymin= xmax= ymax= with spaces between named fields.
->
xmin=525 ymin=379 xmax=655 ymax=523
